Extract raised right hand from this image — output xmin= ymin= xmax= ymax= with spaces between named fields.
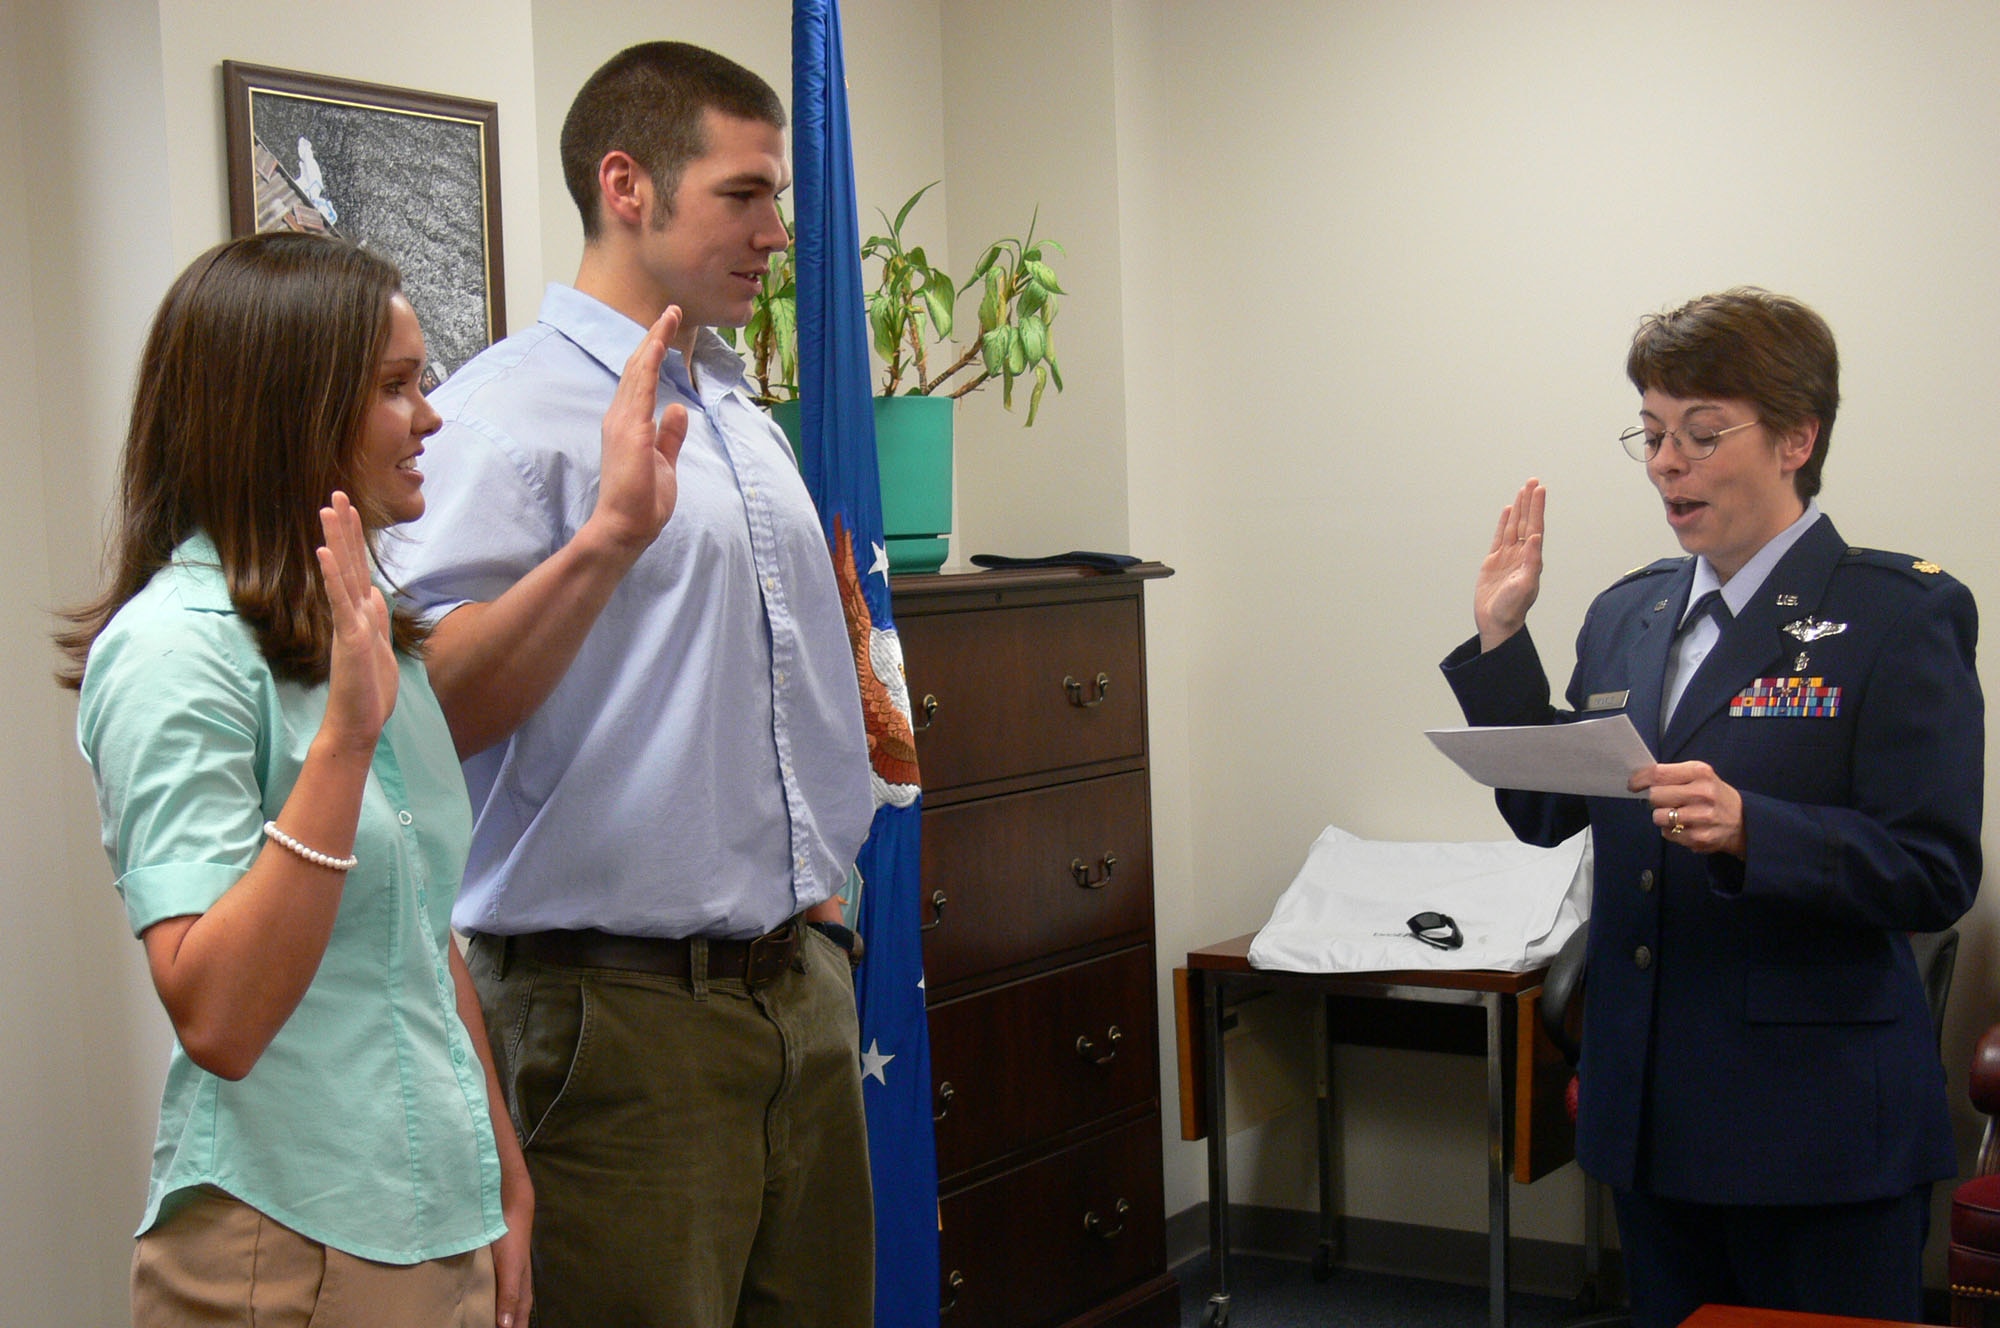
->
xmin=590 ymin=304 xmax=690 ymax=553
xmin=316 ymin=491 xmax=398 ymax=751
xmin=1473 ymin=478 xmax=1545 ymax=652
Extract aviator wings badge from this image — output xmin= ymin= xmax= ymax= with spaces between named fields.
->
xmin=1782 ymin=617 xmax=1848 ymax=644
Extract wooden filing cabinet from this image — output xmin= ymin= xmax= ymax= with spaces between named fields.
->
xmin=893 ymin=563 xmax=1176 ymax=1328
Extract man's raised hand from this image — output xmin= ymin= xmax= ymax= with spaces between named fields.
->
xmin=592 ymin=304 xmax=690 ymax=553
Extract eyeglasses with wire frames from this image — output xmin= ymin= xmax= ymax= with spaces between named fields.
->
xmin=1619 ymin=418 xmax=1758 ymax=462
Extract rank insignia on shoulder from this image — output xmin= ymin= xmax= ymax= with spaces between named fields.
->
xmin=1913 ymin=560 xmax=1942 ymax=574
xmin=1732 ymin=677 xmax=1842 ymax=719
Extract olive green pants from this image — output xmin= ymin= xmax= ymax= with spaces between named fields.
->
xmin=467 ymin=927 xmax=873 ymax=1328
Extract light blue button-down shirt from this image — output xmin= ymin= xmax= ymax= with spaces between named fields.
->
xmin=382 ymin=285 xmax=873 ymax=940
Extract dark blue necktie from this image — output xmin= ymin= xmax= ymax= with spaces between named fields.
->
xmin=1681 ymin=588 xmax=1731 ymax=635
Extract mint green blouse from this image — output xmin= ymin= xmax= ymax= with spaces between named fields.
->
xmin=77 ymin=535 xmax=502 ymax=1264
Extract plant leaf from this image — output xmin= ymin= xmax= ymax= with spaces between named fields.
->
xmin=981 ymin=327 xmax=1009 ymax=376
xmin=1027 ymin=361 xmax=1049 ymax=425
xmin=892 ymin=180 xmax=938 ymax=234
xmin=964 ymin=243 xmax=1003 ymax=290
xmin=1005 ymin=327 xmax=1028 ymax=376
xmin=1018 ymin=312 xmax=1047 ymax=364
xmin=1025 ymin=260 xmax=1063 ymax=293
xmin=978 ymin=268 xmax=1004 ymax=333
xmin=1047 ymin=352 xmax=1064 ymax=392
xmin=869 ymin=300 xmax=898 ymax=361
xmin=922 ymin=284 xmax=954 ymax=340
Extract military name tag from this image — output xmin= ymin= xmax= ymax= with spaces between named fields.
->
xmin=1731 ymin=676 xmax=1842 ymax=719
xmin=1583 ymin=690 xmax=1630 ymax=712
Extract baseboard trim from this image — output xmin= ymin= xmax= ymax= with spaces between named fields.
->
xmin=1164 ymin=1202 xmax=1623 ymax=1301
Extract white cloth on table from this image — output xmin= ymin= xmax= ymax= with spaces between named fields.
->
xmin=1248 ymin=827 xmax=1591 ymax=973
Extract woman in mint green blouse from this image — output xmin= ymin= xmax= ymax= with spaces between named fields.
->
xmin=56 ymin=233 xmax=669 ymax=1328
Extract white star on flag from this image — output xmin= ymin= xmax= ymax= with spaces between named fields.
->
xmin=869 ymin=541 xmax=890 ymax=585
xmin=861 ymin=1037 xmax=895 ymax=1085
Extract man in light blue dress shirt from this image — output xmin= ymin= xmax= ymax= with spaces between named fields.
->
xmin=382 ymin=42 xmax=876 ymax=1328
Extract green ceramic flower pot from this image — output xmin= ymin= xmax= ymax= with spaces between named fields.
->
xmin=770 ymin=395 xmax=953 ymax=573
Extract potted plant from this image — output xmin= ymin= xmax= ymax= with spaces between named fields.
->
xmin=724 ymin=182 xmax=1065 ymax=573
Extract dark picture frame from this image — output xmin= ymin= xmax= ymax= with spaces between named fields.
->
xmin=223 ymin=61 xmax=505 ymax=384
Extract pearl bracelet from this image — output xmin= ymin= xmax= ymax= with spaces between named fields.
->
xmin=262 ymin=820 xmax=359 ymax=872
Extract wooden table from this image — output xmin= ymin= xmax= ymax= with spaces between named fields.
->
xmin=1175 ymin=934 xmax=1575 ymax=1328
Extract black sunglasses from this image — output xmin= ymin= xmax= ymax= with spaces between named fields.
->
xmin=1407 ymin=911 xmax=1464 ymax=951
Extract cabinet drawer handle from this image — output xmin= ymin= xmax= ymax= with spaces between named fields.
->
xmin=1071 ymin=853 xmax=1118 ymax=889
xmin=941 ymin=1269 xmax=963 ymax=1315
xmin=1084 ymin=1198 xmax=1131 ymax=1241
xmin=914 ymin=693 xmax=939 ymax=732
xmin=934 ymin=1080 xmax=955 ymax=1122
xmin=920 ymin=889 xmax=948 ymax=931
xmin=1063 ymin=672 xmax=1111 ymax=708
xmin=1075 ymin=1025 xmax=1123 ymax=1065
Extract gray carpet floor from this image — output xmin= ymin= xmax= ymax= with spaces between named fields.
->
xmin=1174 ymin=1252 xmax=1584 ymax=1328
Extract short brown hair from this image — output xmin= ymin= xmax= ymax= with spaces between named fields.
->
xmin=1626 ymin=287 xmax=1840 ymax=499
xmin=57 ymin=232 xmax=425 ymax=690
xmin=560 ymin=41 xmax=786 ymax=240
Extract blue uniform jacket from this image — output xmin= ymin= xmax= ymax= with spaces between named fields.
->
xmin=1442 ymin=515 xmax=1981 ymax=1203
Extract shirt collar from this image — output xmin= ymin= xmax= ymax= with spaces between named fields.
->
xmin=1685 ymin=499 xmax=1823 ymax=623
xmin=164 ymin=532 xmax=234 ymax=611
xmin=536 ymin=283 xmax=749 ymax=402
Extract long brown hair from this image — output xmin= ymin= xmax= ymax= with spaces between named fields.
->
xmin=56 ymin=232 xmax=427 ymax=689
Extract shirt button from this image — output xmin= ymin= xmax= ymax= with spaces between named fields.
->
xmin=451 ymin=1045 xmax=467 ymax=1065
xmin=765 ymin=577 xmax=777 ymax=591
xmin=398 ymin=810 xmax=414 ymax=826
xmin=1634 ymin=945 xmax=1653 ymax=971
xmin=775 ymin=670 xmax=787 ymax=686
xmin=1638 ymin=870 xmax=1655 ymax=893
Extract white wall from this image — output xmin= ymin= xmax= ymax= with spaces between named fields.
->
xmin=6 ymin=1 xmax=185 ymax=1320
xmin=1110 ymin=0 xmax=2000 ymax=1265
xmin=941 ymin=0 xmax=1131 ymax=563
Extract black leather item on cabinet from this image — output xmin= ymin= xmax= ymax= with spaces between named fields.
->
xmin=895 ymin=563 xmax=1176 ymax=1328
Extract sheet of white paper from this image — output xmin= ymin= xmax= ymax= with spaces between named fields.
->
xmin=1425 ymin=714 xmax=1654 ymax=799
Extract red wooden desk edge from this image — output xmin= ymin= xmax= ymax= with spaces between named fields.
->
xmin=1185 ymin=931 xmax=1548 ymax=993
xmin=1679 ymin=1305 xmax=1921 ymax=1328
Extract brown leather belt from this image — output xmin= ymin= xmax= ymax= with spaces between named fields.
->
xmin=505 ymin=920 xmax=802 ymax=989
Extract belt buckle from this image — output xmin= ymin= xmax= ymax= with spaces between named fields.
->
xmin=743 ymin=923 xmax=797 ymax=989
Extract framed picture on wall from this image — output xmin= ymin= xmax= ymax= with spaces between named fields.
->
xmin=222 ymin=61 xmax=505 ymax=386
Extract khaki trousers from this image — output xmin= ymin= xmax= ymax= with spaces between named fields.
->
xmin=467 ymin=925 xmax=873 ymax=1328
xmin=131 ymin=1187 xmax=494 ymax=1327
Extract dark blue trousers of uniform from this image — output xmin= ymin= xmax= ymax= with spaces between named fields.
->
xmin=1612 ymin=1185 xmax=1931 ymax=1328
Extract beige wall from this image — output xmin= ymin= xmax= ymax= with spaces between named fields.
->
xmin=1113 ymin=0 xmax=2000 ymax=1263
xmin=6 ymin=2 xmax=189 ymax=1320
xmin=9 ymin=0 xmax=2000 ymax=1315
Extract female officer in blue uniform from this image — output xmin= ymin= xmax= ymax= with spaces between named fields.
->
xmin=1442 ymin=288 xmax=1982 ymax=1326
